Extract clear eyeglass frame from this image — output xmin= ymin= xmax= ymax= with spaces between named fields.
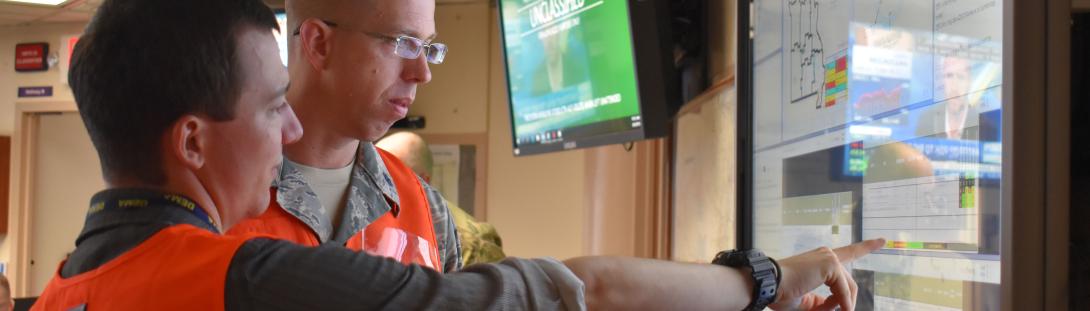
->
xmin=294 ymin=19 xmax=448 ymax=65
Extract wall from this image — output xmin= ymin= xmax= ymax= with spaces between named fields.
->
xmin=672 ymin=86 xmax=736 ymax=262
xmin=410 ymin=2 xmax=490 ymax=135
xmin=410 ymin=1 xmax=493 ymax=216
xmin=583 ymin=146 xmax=638 ymax=256
xmin=0 ymin=23 xmax=85 ymax=276
xmin=0 ymin=23 xmax=83 ymax=135
xmin=583 ymin=140 xmax=671 ymax=258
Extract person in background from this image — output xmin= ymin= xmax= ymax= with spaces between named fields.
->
xmin=377 ymin=131 xmax=507 ymax=265
xmin=0 ymin=274 xmax=12 ymax=311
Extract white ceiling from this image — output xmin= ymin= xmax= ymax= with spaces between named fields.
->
xmin=0 ymin=0 xmax=102 ymax=27
xmin=0 ymin=0 xmax=287 ymax=27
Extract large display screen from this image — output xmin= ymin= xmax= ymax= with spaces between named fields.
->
xmin=274 ymin=11 xmax=288 ymax=66
xmin=750 ymin=1 xmax=1002 ymax=309
xmin=498 ymin=0 xmax=645 ymax=155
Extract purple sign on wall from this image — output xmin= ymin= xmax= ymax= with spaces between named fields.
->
xmin=18 ymin=86 xmax=52 ymax=98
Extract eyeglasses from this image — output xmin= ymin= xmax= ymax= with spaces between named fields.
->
xmin=294 ymin=20 xmax=448 ymax=65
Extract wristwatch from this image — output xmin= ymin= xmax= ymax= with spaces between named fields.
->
xmin=712 ymin=249 xmax=781 ymax=311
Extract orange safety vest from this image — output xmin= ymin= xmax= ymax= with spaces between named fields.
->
xmin=32 ymin=225 xmax=253 ymax=311
xmin=229 ymin=149 xmax=442 ymax=271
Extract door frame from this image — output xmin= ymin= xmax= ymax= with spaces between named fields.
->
xmin=8 ymin=102 xmax=78 ymax=297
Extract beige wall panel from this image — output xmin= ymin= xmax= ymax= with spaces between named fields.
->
xmin=412 ymin=3 xmax=490 ymax=135
xmin=583 ymin=145 xmax=637 ymax=256
xmin=672 ymin=87 xmax=736 ymax=263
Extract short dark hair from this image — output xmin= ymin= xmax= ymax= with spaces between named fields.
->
xmin=70 ymin=0 xmax=279 ymax=185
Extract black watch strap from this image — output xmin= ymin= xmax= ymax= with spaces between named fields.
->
xmin=712 ymin=249 xmax=780 ymax=311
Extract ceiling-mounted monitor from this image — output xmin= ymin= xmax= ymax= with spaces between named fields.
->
xmin=497 ymin=0 xmax=679 ymax=156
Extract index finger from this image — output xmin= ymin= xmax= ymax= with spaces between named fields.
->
xmin=833 ymin=238 xmax=885 ymax=263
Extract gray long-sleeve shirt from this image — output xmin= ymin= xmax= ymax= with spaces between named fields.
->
xmin=56 ymin=189 xmax=586 ymax=310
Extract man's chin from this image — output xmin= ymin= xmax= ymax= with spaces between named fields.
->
xmin=361 ymin=123 xmax=397 ymax=142
xmin=250 ymin=198 xmax=271 ymax=216
xmin=234 ymin=197 xmax=271 ymax=226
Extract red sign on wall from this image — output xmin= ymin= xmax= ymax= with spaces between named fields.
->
xmin=15 ymin=43 xmax=48 ymax=72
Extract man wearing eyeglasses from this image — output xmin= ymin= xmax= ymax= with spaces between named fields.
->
xmin=227 ymin=0 xmax=462 ymax=272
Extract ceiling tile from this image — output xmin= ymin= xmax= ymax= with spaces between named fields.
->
xmin=0 ymin=0 xmax=101 ymax=26
xmin=41 ymin=10 xmax=88 ymax=22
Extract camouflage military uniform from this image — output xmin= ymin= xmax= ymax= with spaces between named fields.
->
xmin=275 ymin=142 xmax=463 ymax=272
xmin=445 ymin=200 xmax=506 ymax=265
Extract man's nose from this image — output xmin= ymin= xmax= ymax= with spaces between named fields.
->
xmin=281 ymin=105 xmax=303 ymax=145
xmin=401 ymin=53 xmax=433 ymax=84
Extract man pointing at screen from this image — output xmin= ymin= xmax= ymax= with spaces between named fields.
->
xmin=28 ymin=0 xmax=890 ymax=309
xmin=222 ymin=0 xmax=890 ymax=309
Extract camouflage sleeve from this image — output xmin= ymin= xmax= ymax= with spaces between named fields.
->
xmin=419 ymin=176 xmax=463 ymax=272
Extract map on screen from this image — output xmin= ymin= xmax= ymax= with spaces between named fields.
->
xmin=751 ymin=0 xmax=1003 ymax=310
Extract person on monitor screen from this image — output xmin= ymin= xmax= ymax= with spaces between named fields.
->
xmin=916 ymin=56 xmax=983 ymax=140
xmin=30 ymin=0 xmax=888 ymax=310
xmin=376 ymin=131 xmax=507 ymax=265
xmin=535 ymin=27 xmax=592 ymax=96
xmin=224 ymin=0 xmax=462 ymax=273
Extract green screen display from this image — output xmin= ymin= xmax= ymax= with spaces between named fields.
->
xmin=499 ymin=0 xmax=642 ymax=150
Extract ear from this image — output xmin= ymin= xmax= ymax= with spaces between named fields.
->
xmin=168 ymin=115 xmax=209 ymax=171
xmin=297 ymin=18 xmax=335 ymax=72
